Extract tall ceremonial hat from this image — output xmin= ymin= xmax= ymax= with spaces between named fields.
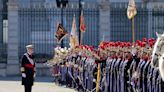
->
xmin=26 ymin=44 xmax=34 ymax=49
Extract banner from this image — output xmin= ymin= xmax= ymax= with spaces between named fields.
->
xmin=127 ymin=0 xmax=137 ymax=19
xmin=55 ymin=23 xmax=68 ymax=43
xmin=80 ymin=11 xmax=86 ymax=32
xmin=70 ymin=15 xmax=79 ymax=48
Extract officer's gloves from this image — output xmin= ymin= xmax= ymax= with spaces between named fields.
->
xmin=93 ymin=79 xmax=96 ymax=82
xmin=22 ymin=73 xmax=36 ymax=78
xmin=22 ymin=73 xmax=26 ymax=78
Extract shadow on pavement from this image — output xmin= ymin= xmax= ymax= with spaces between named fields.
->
xmin=0 ymin=76 xmax=54 ymax=83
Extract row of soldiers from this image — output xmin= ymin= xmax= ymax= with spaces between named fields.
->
xmin=50 ymin=38 xmax=164 ymax=92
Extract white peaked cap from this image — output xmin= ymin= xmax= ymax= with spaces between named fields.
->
xmin=26 ymin=45 xmax=34 ymax=49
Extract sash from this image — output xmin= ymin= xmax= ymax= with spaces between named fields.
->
xmin=24 ymin=53 xmax=34 ymax=65
xmin=25 ymin=64 xmax=34 ymax=68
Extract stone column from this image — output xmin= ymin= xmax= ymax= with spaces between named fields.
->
xmin=6 ymin=0 xmax=20 ymax=76
xmin=99 ymin=0 xmax=110 ymax=41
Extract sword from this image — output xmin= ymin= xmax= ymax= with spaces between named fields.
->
xmin=77 ymin=75 xmax=86 ymax=91
xmin=68 ymin=71 xmax=78 ymax=85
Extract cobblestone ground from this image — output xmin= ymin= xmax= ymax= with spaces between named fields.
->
xmin=0 ymin=77 xmax=77 ymax=92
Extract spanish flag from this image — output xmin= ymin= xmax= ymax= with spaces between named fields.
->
xmin=127 ymin=0 xmax=137 ymax=19
xmin=80 ymin=11 xmax=86 ymax=32
xmin=70 ymin=15 xmax=79 ymax=48
xmin=55 ymin=23 xmax=68 ymax=43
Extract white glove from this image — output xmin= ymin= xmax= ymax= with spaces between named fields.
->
xmin=132 ymin=48 xmax=137 ymax=56
xmin=34 ymin=73 xmax=36 ymax=78
xmin=22 ymin=73 xmax=26 ymax=78
xmin=93 ymin=79 xmax=96 ymax=82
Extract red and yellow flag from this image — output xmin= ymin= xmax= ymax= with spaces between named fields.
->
xmin=80 ymin=11 xmax=86 ymax=32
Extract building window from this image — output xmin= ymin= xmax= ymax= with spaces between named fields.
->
xmin=3 ymin=20 xmax=8 ymax=44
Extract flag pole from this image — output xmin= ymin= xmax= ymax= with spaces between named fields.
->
xmin=127 ymin=0 xmax=137 ymax=45
xmin=79 ymin=0 xmax=82 ymax=45
xmin=132 ymin=17 xmax=135 ymax=44
xmin=80 ymin=32 xmax=83 ymax=45
xmin=96 ymin=63 xmax=101 ymax=92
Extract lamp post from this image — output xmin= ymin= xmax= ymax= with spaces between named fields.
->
xmin=2 ymin=0 xmax=8 ymax=20
xmin=56 ymin=0 xmax=68 ymax=48
xmin=61 ymin=4 xmax=64 ymax=47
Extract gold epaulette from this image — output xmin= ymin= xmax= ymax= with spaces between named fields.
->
xmin=21 ymin=67 xmax=25 ymax=72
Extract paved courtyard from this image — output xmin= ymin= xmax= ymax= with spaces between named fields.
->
xmin=0 ymin=77 xmax=77 ymax=92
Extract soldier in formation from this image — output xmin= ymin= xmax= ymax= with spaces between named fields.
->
xmin=50 ymin=38 xmax=164 ymax=92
